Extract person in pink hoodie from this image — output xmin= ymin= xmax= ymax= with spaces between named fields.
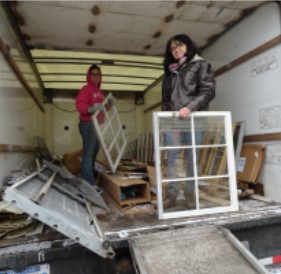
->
xmin=75 ymin=64 xmax=105 ymax=186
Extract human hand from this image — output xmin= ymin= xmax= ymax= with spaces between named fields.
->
xmin=179 ymin=107 xmax=191 ymax=118
xmin=88 ymin=103 xmax=103 ymax=113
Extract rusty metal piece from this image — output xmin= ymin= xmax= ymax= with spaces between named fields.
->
xmin=153 ymin=31 xmax=161 ymax=39
xmin=92 ymin=5 xmax=100 ymax=16
xmin=85 ymin=39 xmax=93 ymax=46
xmin=164 ymin=14 xmax=174 ymax=23
xmin=88 ymin=24 xmax=96 ymax=33
xmin=176 ymin=0 xmax=186 ymax=9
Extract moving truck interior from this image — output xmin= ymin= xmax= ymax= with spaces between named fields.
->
xmin=0 ymin=1 xmax=281 ymax=273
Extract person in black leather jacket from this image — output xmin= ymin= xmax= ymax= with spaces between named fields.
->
xmin=162 ymin=34 xmax=215 ymax=115
xmin=162 ymin=34 xmax=216 ymax=210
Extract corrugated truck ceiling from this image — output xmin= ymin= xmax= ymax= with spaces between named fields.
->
xmin=1 ymin=0 xmax=267 ymax=98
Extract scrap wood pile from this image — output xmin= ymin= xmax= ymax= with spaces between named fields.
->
xmin=0 ymin=206 xmax=44 ymax=240
xmin=0 ymin=170 xmax=45 ymax=240
xmin=62 ymin=127 xmax=269 ymax=214
xmin=96 ymin=160 xmax=157 ymax=215
xmin=61 ymin=148 xmax=156 ymax=214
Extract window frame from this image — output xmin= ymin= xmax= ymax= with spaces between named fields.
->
xmin=153 ymin=111 xmax=238 ymax=220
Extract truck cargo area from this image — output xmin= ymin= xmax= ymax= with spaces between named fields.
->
xmin=1 ymin=1 xmax=281 ymax=273
xmin=2 ymin=161 xmax=281 ymax=273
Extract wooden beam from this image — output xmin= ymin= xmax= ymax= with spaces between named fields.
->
xmin=144 ymin=101 xmax=162 ymax=113
xmin=244 ymin=132 xmax=281 ymax=142
xmin=1 ymin=1 xmax=45 ymax=92
xmin=143 ymin=74 xmax=164 ymax=95
xmin=0 ymin=38 xmax=45 ymax=112
xmin=214 ymin=35 xmax=281 ymax=77
xmin=0 ymin=144 xmax=37 ymax=153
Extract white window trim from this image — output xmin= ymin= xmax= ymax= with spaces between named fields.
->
xmin=93 ymin=93 xmax=127 ymax=173
xmin=153 ymin=111 xmax=238 ymax=220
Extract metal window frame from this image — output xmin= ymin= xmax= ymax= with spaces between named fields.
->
xmin=93 ymin=93 xmax=127 ymax=173
xmin=3 ymin=163 xmax=115 ymax=258
xmin=153 ymin=111 xmax=239 ymax=220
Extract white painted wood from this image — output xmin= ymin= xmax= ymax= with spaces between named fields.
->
xmin=49 ymin=95 xmax=137 ymax=160
xmin=93 ymin=93 xmax=127 ymax=173
xmin=153 ymin=111 xmax=238 ymax=220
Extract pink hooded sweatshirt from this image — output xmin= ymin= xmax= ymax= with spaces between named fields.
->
xmin=75 ymin=67 xmax=105 ymax=123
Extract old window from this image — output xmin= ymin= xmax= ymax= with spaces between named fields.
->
xmin=153 ymin=111 xmax=238 ymax=220
xmin=93 ymin=93 xmax=127 ymax=173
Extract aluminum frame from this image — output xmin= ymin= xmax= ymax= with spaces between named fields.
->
xmin=3 ymin=164 xmax=115 ymax=259
xmin=153 ymin=111 xmax=238 ymax=220
xmin=93 ymin=93 xmax=127 ymax=173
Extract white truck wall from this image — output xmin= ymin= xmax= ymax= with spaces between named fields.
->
xmin=0 ymin=86 xmax=43 ymax=187
xmin=204 ymin=2 xmax=281 ymax=201
xmin=0 ymin=5 xmax=44 ymax=187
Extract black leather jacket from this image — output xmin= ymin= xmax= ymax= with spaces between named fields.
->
xmin=162 ymin=57 xmax=216 ymax=111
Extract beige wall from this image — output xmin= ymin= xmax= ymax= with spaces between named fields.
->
xmin=143 ymin=81 xmax=162 ymax=132
xmin=49 ymin=93 xmax=138 ymax=161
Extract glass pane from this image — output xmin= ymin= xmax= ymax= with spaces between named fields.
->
xmin=154 ymin=111 xmax=238 ymax=219
xmin=199 ymin=178 xmax=230 ymax=209
xmin=161 ymin=148 xmax=194 ymax=179
xmin=106 ymin=107 xmax=115 ymax=121
xmin=110 ymin=116 xmax=119 ymax=133
xmin=103 ymin=126 xmax=115 ymax=149
xmin=116 ymin=132 xmax=124 ymax=152
xmin=162 ymin=180 xmax=196 ymax=212
xmin=109 ymin=143 xmax=119 ymax=162
xmin=197 ymin=147 xmax=228 ymax=176
xmin=194 ymin=116 xmax=226 ymax=145
xmin=159 ymin=117 xmax=192 ymax=147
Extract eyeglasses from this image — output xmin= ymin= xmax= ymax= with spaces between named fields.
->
xmin=91 ymin=73 xmax=101 ymax=76
xmin=170 ymin=41 xmax=184 ymax=52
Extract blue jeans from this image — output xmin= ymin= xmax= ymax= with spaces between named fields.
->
xmin=79 ymin=121 xmax=100 ymax=185
xmin=165 ymin=130 xmax=204 ymax=195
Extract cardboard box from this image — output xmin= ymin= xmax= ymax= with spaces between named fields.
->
xmin=63 ymin=149 xmax=82 ymax=174
xmin=100 ymin=173 xmax=151 ymax=206
xmin=237 ymin=144 xmax=266 ymax=183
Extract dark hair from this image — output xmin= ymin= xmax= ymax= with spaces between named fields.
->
xmin=163 ymin=34 xmax=200 ymax=73
xmin=89 ymin=64 xmax=101 ymax=74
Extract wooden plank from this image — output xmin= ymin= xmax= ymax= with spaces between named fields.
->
xmin=0 ymin=38 xmax=45 ymax=113
xmin=199 ymin=192 xmax=230 ymax=206
xmin=0 ymin=144 xmax=37 ymax=153
xmin=144 ymin=101 xmax=162 ymax=113
xmin=244 ymin=132 xmax=281 ymax=142
xmin=214 ymin=35 xmax=281 ymax=77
